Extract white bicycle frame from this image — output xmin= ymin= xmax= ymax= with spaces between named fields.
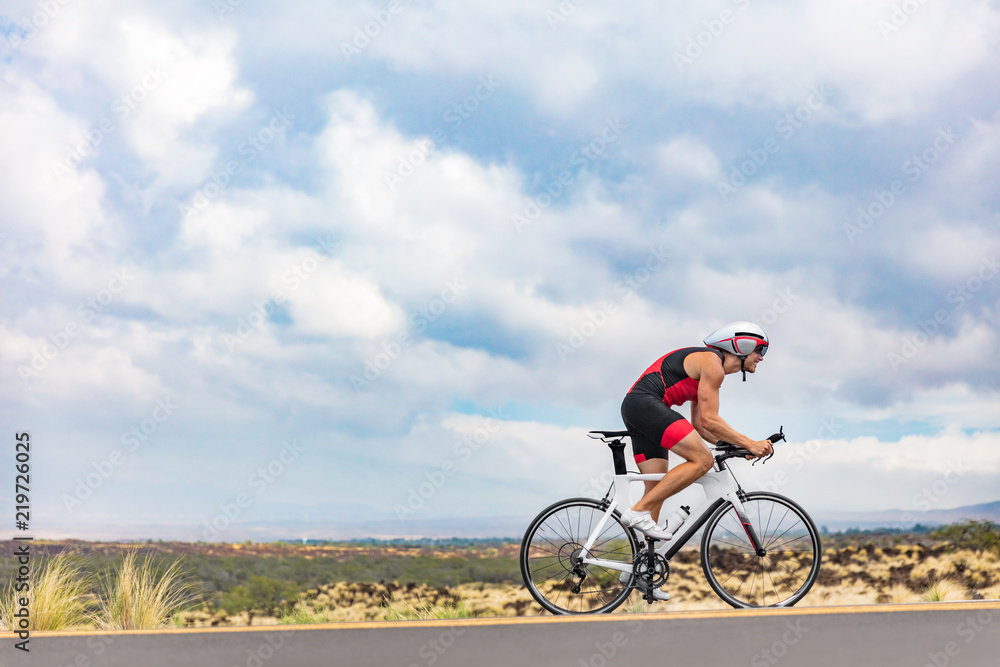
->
xmin=578 ymin=435 xmax=759 ymax=574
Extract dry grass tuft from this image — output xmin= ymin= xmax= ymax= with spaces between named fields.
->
xmin=0 ymin=551 xmax=93 ymax=631
xmin=922 ymin=578 xmax=968 ymax=603
xmin=92 ymin=549 xmax=200 ymax=630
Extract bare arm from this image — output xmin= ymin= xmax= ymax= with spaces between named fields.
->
xmin=695 ymin=359 xmax=773 ymax=457
xmin=691 ymin=400 xmax=724 ymax=444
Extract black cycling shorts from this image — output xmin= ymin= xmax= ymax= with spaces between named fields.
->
xmin=620 ymin=391 xmax=694 ymax=463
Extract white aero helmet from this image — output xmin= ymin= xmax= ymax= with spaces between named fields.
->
xmin=703 ymin=321 xmax=769 ymax=381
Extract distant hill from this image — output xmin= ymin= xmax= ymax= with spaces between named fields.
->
xmin=813 ymin=500 xmax=1000 ymax=532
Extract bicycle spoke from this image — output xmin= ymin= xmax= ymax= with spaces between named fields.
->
xmin=572 ymin=587 xmax=625 ymax=596
xmin=592 ymin=517 xmax=622 ymax=545
xmin=590 ymin=531 xmax=629 ymax=554
xmin=590 ymin=547 xmax=632 ymax=559
xmin=728 ymin=556 xmax=758 ymax=589
xmin=538 ymin=525 xmax=571 ymax=549
xmin=766 ymin=534 xmax=811 ymax=552
xmin=771 ymin=556 xmax=808 ymax=587
xmin=717 ymin=521 xmax=754 ymax=549
xmin=526 ymin=545 xmax=561 ymax=557
xmin=766 ymin=557 xmax=799 ymax=599
xmin=710 ymin=537 xmax=754 ymax=551
xmin=747 ymin=560 xmax=760 ymax=602
xmin=762 ymin=507 xmax=792 ymax=547
xmin=553 ymin=512 xmax=575 ymax=543
xmin=761 ymin=500 xmax=776 ymax=543
xmin=763 ymin=562 xmax=786 ymax=604
xmin=719 ymin=557 xmax=757 ymax=589
xmin=528 ymin=559 xmax=565 ymax=575
xmin=763 ymin=519 xmax=800 ymax=551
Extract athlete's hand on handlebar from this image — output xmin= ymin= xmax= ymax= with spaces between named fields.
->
xmin=744 ymin=439 xmax=774 ymax=459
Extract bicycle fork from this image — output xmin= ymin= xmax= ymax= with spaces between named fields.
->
xmin=725 ymin=492 xmax=767 ymax=557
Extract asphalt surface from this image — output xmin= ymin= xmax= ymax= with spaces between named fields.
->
xmin=6 ymin=601 xmax=1000 ymax=667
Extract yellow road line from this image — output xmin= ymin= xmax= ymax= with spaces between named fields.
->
xmin=19 ymin=600 xmax=1000 ymax=638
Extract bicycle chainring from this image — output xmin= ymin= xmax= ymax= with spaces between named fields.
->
xmin=632 ymin=547 xmax=669 ymax=589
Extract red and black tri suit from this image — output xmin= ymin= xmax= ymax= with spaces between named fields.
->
xmin=620 ymin=347 xmax=725 ymax=463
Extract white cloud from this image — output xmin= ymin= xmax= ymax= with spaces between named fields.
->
xmin=284 ymin=261 xmax=405 ymax=339
xmin=23 ymin=3 xmax=252 ymax=193
xmin=0 ymin=74 xmax=108 ymax=265
xmin=657 ymin=135 xmax=721 ymax=184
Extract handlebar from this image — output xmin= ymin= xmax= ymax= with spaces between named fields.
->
xmin=714 ymin=426 xmax=785 ymax=463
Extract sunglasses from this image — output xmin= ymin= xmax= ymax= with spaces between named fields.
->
xmin=753 ymin=343 xmax=768 ymax=357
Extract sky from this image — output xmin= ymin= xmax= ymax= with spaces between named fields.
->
xmin=1 ymin=0 xmax=999 ymax=541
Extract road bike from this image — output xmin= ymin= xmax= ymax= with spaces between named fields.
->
xmin=519 ymin=427 xmax=822 ymax=613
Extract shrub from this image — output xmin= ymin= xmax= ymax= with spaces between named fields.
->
xmin=931 ymin=521 xmax=1000 ymax=555
xmin=221 ymin=576 xmax=299 ymax=625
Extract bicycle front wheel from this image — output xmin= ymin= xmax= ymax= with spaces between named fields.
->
xmin=520 ymin=498 xmax=640 ymax=614
xmin=701 ymin=492 xmax=821 ymax=608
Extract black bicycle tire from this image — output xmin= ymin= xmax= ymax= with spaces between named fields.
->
xmin=700 ymin=491 xmax=822 ymax=609
xmin=519 ymin=497 xmax=640 ymax=615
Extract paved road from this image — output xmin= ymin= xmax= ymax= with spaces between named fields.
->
xmin=6 ymin=601 xmax=1000 ymax=667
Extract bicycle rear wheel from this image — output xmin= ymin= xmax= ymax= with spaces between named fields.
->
xmin=520 ymin=498 xmax=640 ymax=614
xmin=701 ymin=492 xmax=821 ymax=608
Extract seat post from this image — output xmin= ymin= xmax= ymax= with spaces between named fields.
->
xmin=607 ymin=439 xmax=628 ymax=475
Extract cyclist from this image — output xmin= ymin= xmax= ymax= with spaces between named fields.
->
xmin=618 ymin=321 xmax=774 ymax=545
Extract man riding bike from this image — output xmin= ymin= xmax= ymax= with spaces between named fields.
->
xmin=617 ymin=322 xmax=774 ymax=600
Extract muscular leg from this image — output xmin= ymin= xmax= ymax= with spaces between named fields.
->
xmin=635 ymin=458 xmax=668 ymax=523
xmin=632 ymin=431 xmax=714 ymax=515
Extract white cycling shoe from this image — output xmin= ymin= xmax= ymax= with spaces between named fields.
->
xmin=620 ymin=571 xmax=670 ymax=601
xmin=619 ymin=508 xmax=672 ymax=541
